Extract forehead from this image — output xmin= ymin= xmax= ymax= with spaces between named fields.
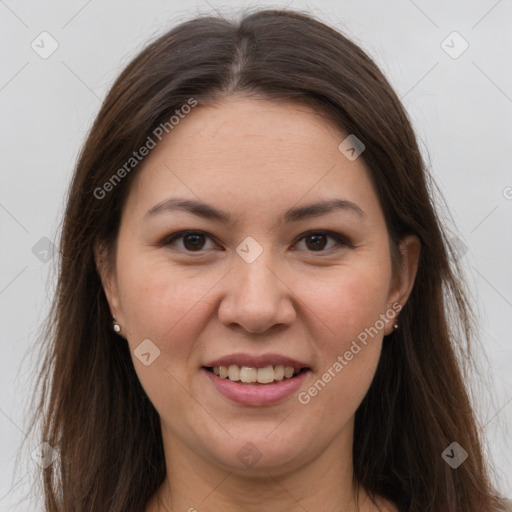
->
xmin=123 ymin=97 xmax=380 ymax=224
xmin=142 ymin=97 xmax=346 ymax=170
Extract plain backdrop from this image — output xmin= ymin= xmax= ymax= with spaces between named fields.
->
xmin=1 ymin=0 xmax=511 ymax=509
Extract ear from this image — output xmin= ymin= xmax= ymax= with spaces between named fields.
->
xmin=93 ymin=241 xmax=123 ymax=324
xmin=384 ymin=234 xmax=421 ymax=335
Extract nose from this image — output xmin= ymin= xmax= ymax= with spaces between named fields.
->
xmin=217 ymin=251 xmax=296 ymax=334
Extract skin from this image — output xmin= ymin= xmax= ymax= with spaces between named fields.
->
xmin=96 ymin=96 xmax=420 ymax=512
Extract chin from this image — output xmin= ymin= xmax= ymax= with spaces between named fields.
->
xmin=203 ymin=431 xmax=313 ymax=476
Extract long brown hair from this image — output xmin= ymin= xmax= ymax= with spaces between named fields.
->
xmin=23 ymin=7 xmax=503 ymax=511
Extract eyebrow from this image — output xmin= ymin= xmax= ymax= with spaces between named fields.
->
xmin=143 ymin=197 xmax=366 ymax=225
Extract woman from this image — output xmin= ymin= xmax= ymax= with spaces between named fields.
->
xmin=28 ymin=7 xmax=509 ymax=512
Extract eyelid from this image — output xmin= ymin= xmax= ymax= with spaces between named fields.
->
xmin=293 ymin=229 xmax=354 ymax=250
xmin=161 ymin=230 xmax=218 ymax=250
xmin=161 ymin=229 xmax=354 ymax=253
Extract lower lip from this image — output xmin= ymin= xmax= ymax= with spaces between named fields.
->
xmin=202 ymin=368 xmax=309 ymax=406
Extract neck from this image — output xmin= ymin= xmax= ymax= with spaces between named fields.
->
xmin=147 ymin=421 xmax=385 ymax=512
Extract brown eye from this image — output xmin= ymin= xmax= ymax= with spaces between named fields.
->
xmin=182 ymin=233 xmax=206 ymax=251
xmin=295 ymin=231 xmax=351 ymax=253
xmin=305 ymin=234 xmax=328 ymax=251
xmin=163 ymin=231 xmax=215 ymax=252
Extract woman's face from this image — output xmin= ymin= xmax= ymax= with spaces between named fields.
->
xmin=98 ymin=97 xmax=419 ymax=476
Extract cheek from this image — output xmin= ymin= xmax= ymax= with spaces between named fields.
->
xmin=296 ymin=259 xmax=391 ymax=346
xmin=294 ymin=259 xmax=391 ymax=418
xmin=115 ymin=255 xmax=215 ymax=416
xmin=114 ymin=253 xmax=223 ymax=409
xmin=117 ymin=253 xmax=216 ymax=343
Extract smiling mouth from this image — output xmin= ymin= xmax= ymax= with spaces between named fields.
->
xmin=204 ymin=365 xmax=309 ymax=385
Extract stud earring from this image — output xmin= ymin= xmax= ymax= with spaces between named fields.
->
xmin=112 ymin=315 xmax=121 ymax=333
xmin=394 ymin=319 xmax=399 ymax=330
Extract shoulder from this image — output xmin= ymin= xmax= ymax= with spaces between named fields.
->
xmin=375 ymin=496 xmax=399 ymax=512
xmin=497 ymin=498 xmax=512 ymax=511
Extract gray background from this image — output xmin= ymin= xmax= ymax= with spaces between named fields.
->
xmin=1 ymin=0 xmax=511 ymax=509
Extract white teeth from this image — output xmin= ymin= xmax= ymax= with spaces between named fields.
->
xmin=284 ymin=366 xmax=294 ymax=379
xmin=274 ymin=365 xmax=285 ymax=380
xmin=240 ymin=366 xmax=257 ymax=383
xmin=257 ymin=366 xmax=274 ymax=384
xmin=228 ymin=365 xmax=240 ymax=381
xmin=210 ymin=364 xmax=303 ymax=384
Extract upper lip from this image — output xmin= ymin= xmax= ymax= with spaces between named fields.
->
xmin=203 ymin=353 xmax=310 ymax=369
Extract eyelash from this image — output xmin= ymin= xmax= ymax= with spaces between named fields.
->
xmin=161 ymin=229 xmax=354 ymax=254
